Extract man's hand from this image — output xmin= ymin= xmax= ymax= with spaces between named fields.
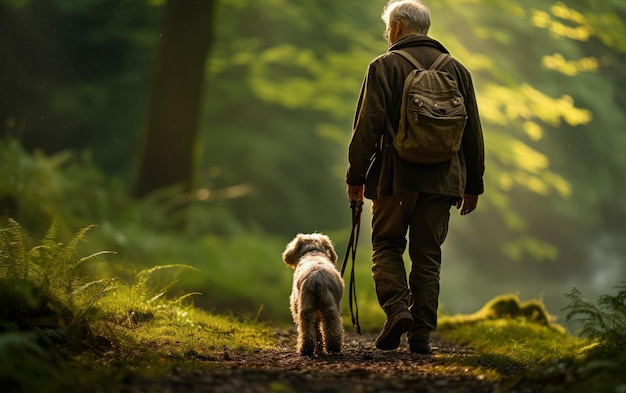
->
xmin=347 ymin=185 xmax=364 ymax=206
xmin=457 ymin=194 xmax=478 ymax=215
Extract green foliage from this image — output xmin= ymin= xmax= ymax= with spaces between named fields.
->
xmin=0 ymin=138 xmax=298 ymax=325
xmin=0 ymin=216 xmax=276 ymax=354
xmin=563 ymin=282 xmax=626 ymax=361
xmin=0 ymin=219 xmax=277 ymax=391
xmin=0 ymin=138 xmax=128 ymax=238
xmin=0 ymin=219 xmax=116 ymax=391
xmin=0 ymin=219 xmax=114 ymax=337
xmin=203 ymin=0 xmax=625 ymax=296
xmin=97 ymin=264 xmax=201 ymax=327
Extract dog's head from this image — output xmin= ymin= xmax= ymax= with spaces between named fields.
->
xmin=282 ymin=233 xmax=338 ymax=268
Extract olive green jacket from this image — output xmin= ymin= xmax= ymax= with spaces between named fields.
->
xmin=346 ymin=34 xmax=485 ymax=200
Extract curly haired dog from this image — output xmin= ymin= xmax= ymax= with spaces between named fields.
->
xmin=282 ymin=233 xmax=344 ymax=356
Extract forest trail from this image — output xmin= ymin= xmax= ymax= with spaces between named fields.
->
xmin=120 ymin=330 xmax=512 ymax=393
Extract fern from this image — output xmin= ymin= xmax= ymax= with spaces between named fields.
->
xmin=0 ymin=220 xmax=115 ymax=340
xmin=1 ymin=218 xmax=205 ymax=361
xmin=0 ymin=219 xmax=31 ymax=280
xmin=563 ymin=282 xmax=626 ymax=361
xmin=134 ymin=264 xmax=200 ymax=303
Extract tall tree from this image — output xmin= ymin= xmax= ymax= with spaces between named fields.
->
xmin=133 ymin=0 xmax=215 ymax=198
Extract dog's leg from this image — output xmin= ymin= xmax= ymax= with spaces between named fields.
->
xmin=321 ymin=306 xmax=344 ymax=353
xmin=290 ymin=294 xmax=299 ymax=326
xmin=298 ymin=309 xmax=316 ymax=357
xmin=314 ymin=319 xmax=324 ymax=356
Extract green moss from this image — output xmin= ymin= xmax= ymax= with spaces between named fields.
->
xmin=437 ymin=293 xmax=626 ymax=392
xmin=440 ymin=294 xmax=563 ymax=332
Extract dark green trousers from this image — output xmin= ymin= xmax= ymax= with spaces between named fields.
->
xmin=371 ymin=192 xmax=455 ymax=344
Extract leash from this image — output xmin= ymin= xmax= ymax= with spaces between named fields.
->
xmin=340 ymin=200 xmax=362 ymax=335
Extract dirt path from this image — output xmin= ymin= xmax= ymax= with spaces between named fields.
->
xmin=121 ymin=329 xmax=509 ymax=393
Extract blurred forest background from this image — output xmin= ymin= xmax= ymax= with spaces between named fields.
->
xmin=1 ymin=0 xmax=625 ymax=330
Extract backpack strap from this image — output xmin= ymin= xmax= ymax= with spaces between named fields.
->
xmin=392 ymin=49 xmax=426 ymax=70
xmin=429 ymin=53 xmax=452 ymax=70
xmin=392 ymin=50 xmax=452 ymax=71
xmin=386 ymin=50 xmax=424 ymax=142
xmin=385 ymin=117 xmax=397 ymax=140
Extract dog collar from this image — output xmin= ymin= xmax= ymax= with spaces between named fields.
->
xmin=300 ymin=246 xmax=327 ymax=257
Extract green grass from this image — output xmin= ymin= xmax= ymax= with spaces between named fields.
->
xmin=96 ymin=300 xmax=275 ymax=361
xmin=438 ymin=317 xmax=579 ymax=372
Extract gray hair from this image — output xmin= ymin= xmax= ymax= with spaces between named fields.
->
xmin=381 ymin=0 xmax=431 ymax=35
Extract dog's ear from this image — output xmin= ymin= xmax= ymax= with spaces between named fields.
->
xmin=321 ymin=235 xmax=338 ymax=263
xmin=282 ymin=234 xmax=303 ymax=268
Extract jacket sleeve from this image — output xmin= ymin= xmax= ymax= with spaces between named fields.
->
xmin=346 ymin=62 xmax=388 ymax=186
xmin=457 ymin=66 xmax=485 ymax=195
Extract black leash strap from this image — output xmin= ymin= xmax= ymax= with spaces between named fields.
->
xmin=340 ymin=201 xmax=362 ymax=335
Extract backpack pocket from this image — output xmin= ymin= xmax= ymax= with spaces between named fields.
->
xmin=407 ymin=114 xmax=466 ymax=162
xmin=408 ymin=93 xmax=466 ymax=119
xmin=395 ymin=93 xmax=467 ymax=164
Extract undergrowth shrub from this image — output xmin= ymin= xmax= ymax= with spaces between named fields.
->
xmin=563 ymin=282 xmax=626 ymax=361
xmin=0 ymin=218 xmax=277 ymax=391
xmin=97 ymin=263 xmax=201 ymax=328
xmin=0 ymin=219 xmax=115 ymax=342
xmin=0 ymin=138 xmax=369 ymax=328
xmin=0 ymin=219 xmax=119 ymax=391
xmin=0 ymin=219 xmax=208 ymax=338
xmin=0 ymin=138 xmax=129 ymax=239
xmin=0 ymin=218 xmax=270 ymax=354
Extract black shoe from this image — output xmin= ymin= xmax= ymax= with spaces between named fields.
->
xmin=409 ymin=342 xmax=432 ymax=355
xmin=375 ymin=312 xmax=412 ymax=350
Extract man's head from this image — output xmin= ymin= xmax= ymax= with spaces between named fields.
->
xmin=382 ymin=0 xmax=431 ymax=45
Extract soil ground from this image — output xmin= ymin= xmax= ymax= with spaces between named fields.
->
xmin=120 ymin=329 xmax=513 ymax=393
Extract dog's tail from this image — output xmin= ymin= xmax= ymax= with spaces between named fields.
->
xmin=302 ymin=271 xmax=343 ymax=309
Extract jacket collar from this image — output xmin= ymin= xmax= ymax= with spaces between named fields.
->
xmin=388 ymin=33 xmax=449 ymax=54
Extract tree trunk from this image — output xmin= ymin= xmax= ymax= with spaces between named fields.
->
xmin=133 ymin=0 xmax=215 ymax=198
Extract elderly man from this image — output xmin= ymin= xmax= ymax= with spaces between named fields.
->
xmin=346 ymin=0 xmax=484 ymax=354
